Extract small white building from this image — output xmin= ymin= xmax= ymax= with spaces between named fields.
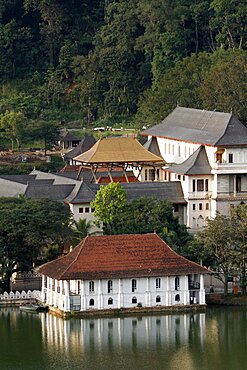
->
xmin=38 ymin=233 xmax=209 ymax=313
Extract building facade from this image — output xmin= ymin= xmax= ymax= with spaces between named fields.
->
xmin=142 ymin=107 xmax=247 ymax=231
xmin=38 ymin=234 xmax=208 ymax=313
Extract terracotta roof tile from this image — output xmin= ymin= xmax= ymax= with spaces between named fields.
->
xmin=38 ymin=234 xmax=209 ymax=280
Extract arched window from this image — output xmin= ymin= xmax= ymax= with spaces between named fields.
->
xmin=89 ymin=298 xmax=94 ymax=306
xmin=108 ymin=298 xmax=113 ymax=305
xmin=132 ymin=296 xmax=137 ymax=304
xmin=156 ymin=295 xmax=161 ymax=303
xmin=175 ymin=294 xmax=180 ymax=302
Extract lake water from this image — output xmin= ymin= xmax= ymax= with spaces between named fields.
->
xmin=1 ymin=306 xmax=247 ymax=370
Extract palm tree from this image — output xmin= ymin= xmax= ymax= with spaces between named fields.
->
xmin=73 ymin=219 xmax=93 ymax=242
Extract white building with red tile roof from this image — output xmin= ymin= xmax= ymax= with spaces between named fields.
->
xmin=38 ymin=234 xmax=209 ymax=313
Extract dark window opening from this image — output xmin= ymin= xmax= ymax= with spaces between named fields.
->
xmin=175 ymin=294 xmax=180 ymax=302
xmin=156 ymin=295 xmax=161 ymax=303
xmin=193 ymin=204 xmax=196 ymax=211
xmin=89 ymin=298 xmax=94 ymax=306
xmin=175 ymin=277 xmax=180 ymax=291
xmin=79 ymin=208 xmax=83 ymax=213
xmin=108 ymin=298 xmax=113 ymax=305
xmin=197 ymin=179 xmax=204 ymax=192
xmin=132 ymin=296 xmax=137 ymax=304
xmin=132 ymin=279 xmax=137 ymax=292
xmin=85 ymin=207 xmax=90 ymax=213
xmin=193 ymin=179 xmax=196 ymax=192
xmin=199 ymin=203 xmax=203 ymax=210
xmin=107 ymin=280 xmax=113 ymax=293
xmin=229 ymin=153 xmax=233 ymax=163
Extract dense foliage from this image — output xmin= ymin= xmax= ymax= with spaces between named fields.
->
xmin=0 ymin=197 xmax=73 ymax=291
xmin=195 ymin=205 xmax=247 ymax=295
xmin=0 ymin=0 xmax=246 ymax=137
xmin=91 ymin=183 xmax=192 ymax=250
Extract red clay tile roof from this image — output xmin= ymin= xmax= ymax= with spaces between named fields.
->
xmin=38 ymin=234 xmax=209 ymax=280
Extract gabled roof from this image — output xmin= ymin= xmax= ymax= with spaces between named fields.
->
xmin=64 ymin=136 xmax=96 ymax=160
xmin=65 ymin=182 xmax=96 ymax=203
xmin=74 ymin=137 xmax=164 ymax=164
xmin=167 ymin=146 xmax=212 ymax=175
xmin=59 ymin=129 xmax=80 ymax=142
xmin=144 ymin=137 xmax=162 ymax=157
xmin=142 ymin=107 xmax=247 ymax=146
xmin=38 ymin=234 xmax=209 ymax=280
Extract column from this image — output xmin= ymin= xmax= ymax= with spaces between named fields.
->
xmin=165 ymin=277 xmax=170 ymax=306
xmin=98 ymin=280 xmax=103 ymax=309
xmin=81 ymin=280 xmax=85 ymax=311
xmin=199 ymin=274 xmax=205 ymax=304
xmin=54 ymin=279 xmax=58 ymax=307
xmin=41 ymin=275 xmax=45 ymax=302
xmin=118 ymin=279 xmax=123 ymax=308
xmin=145 ymin=277 xmax=151 ymax=306
xmin=183 ymin=276 xmax=189 ymax=305
xmin=64 ymin=280 xmax=70 ymax=311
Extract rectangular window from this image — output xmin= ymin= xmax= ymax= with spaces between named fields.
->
xmin=175 ymin=277 xmax=180 ymax=291
xmin=144 ymin=169 xmax=148 ymax=181
xmin=193 ymin=179 xmax=196 ymax=192
xmin=177 ymin=175 xmax=181 ymax=180
xmin=149 ymin=169 xmax=155 ymax=181
xmin=229 ymin=153 xmax=233 ymax=163
xmin=156 ymin=169 xmax=160 ymax=181
xmin=168 ymin=143 xmax=170 ymax=154
xmin=132 ymin=279 xmax=137 ymax=292
xmin=79 ymin=207 xmax=83 ymax=213
xmin=197 ymin=179 xmax=204 ymax=192
xmin=205 ymin=179 xmax=208 ymax=192
xmin=183 ymin=176 xmax=185 ymax=181
xmin=164 ymin=143 xmax=166 ymax=153
xmin=172 ymin=144 xmax=175 ymax=155
xmin=173 ymin=204 xmax=179 ymax=212
xmin=85 ymin=207 xmax=90 ymax=213
xmin=156 ymin=278 xmax=161 ymax=289
xmin=89 ymin=281 xmax=94 ymax=293
xmin=199 ymin=203 xmax=203 ymax=210
xmin=193 ymin=204 xmax=196 ymax=211
xmin=178 ymin=145 xmax=181 ymax=157
xmin=206 ymin=203 xmax=209 ymax=210
xmin=107 ymin=280 xmax=113 ymax=293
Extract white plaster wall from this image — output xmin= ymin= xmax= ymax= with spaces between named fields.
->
xmin=156 ymin=137 xmax=200 ymax=163
xmin=69 ymin=203 xmax=102 ymax=234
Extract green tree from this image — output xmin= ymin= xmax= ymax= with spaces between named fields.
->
xmin=195 ymin=206 xmax=247 ymax=296
xmin=73 ymin=218 xmax=93 ymax=244
xmin=0 ymin=110 xmax=26 ymax=150
xmin=91 ymin=183 xmax=127 ymax=234
xmin=31 ymin=120 xmax=59 ymax=155
xmin=110 ymin=197 xmax=192 ymax=250
xmin=0 ymin=197 xmax=73 ymax=292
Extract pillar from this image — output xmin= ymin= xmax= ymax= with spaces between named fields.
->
xmin=145 ymin=277 xmax=151 ymax=306
xmin=64 ymin=280 xmax=70 ymax=311
xmin=199 ymin=275 xmax=205 ymax=304
xmin=81 ymin=280 xmax=85 ymax=311
xmin=118 ymin=278 xmax=123 ymax=308
xmin=98 ymin=280 xmax=103 ymax=309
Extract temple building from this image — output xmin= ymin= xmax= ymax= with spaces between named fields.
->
xmin=38 ymin=234 xmax=209 ymax=313
xmin=142 ymin=107 xmax=247 ymax=231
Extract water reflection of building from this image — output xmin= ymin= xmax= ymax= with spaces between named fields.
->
xmin=40 ymin=313 xmax=206 ymax=354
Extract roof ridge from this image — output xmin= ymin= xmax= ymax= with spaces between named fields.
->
xmin=59 ymin=237 xmax=87 ymax=279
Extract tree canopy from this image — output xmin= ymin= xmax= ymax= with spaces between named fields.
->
xmin=0 ymin=197 xmax=73 ymax=292
xmin=0 ymin=0 xmax=246 ymax=128
xmin=195 ymin=205 xmax=247 ymax=295
xmin=91 ymin=183 xmax=192 ymax=250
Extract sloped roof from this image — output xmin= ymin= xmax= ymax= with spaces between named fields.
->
xmin=74 ymin=137 xmax=164 ymax=164
xmin=59 ymin=129 xmax=80 ymax=142
xmin=142 ymin=107 xmax=247 ymax=146
xmin=65 ymin=182 xmax=96 ymax=203
xmin=67 ymin=181 xmax=186 ymax=205
xmin=144 ymin=137 xmax=162 ymax=157
xmin=64 ymin=136 xmax=96 ymax=160
xmin=167 ymin=146 xmax=212 ymax=175
xmin=38 ymin=233 xmax=209 ymax=280
xmin=25 ymin=184 xmax=75 ymax=201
